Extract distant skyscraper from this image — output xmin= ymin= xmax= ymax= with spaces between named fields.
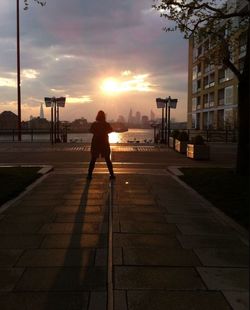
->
xmin=135 ymin=111 xmax=141 ymax=124
xmin=150 ymin=110 xmax=155 ymax=121
xmin=40 ymin=103 xmax=45 ymax=119
xmin=128 ymin=108 xmax=133 ymax=123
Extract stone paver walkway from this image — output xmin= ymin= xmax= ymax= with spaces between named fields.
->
xmin=0 ymin=170 xmax=248 ymax=310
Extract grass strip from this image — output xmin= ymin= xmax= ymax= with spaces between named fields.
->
xmin=0 ymin=167 xmax=41 ymax=205
xmin=179 ymin=168 xmax=249 ymax=229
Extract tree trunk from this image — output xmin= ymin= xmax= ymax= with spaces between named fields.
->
xmin=236 ymin=23 xmax=250 ymax=176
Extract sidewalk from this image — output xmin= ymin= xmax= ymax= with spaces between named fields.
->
xmin=0 ymin=143 xmax=248 ymax=309
xmin=0 ymin=166 xmax=248 ymax=310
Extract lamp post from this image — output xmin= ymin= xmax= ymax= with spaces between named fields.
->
xmin=166 ymin=96 xmax=178 ymax=146
xmin=45 ymin=97 xmax=66 ymax=144
xmin=156 ymin=97 xmax=178 ymax=145
xmin=156 ymin=98 xmax=166 ymax=143
xmin=16 ymin=0 xmax=21 ymax=141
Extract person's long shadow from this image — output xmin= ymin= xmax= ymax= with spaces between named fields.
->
xmin=45 ymin=176 xmax=109 ymax=309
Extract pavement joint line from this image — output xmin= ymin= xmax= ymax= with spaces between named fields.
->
xmin=107 ymin=150 xmax=114 ymax=310
xmin=0 ymin=168 xmax=53 ymax=214
xmin=107 ymin=179 xmax=114 ymax=310
xmin=170 ymin=171 xmax=249 ymax=246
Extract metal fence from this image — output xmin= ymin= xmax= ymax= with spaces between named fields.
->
xmin=0 ymin=128 xmax=238 ymax=143
xmin=158 ymin=128 xmax=238 ymax=144
xmin=186 ymin=129 xmax=238 ymax=143
xmin=0 ymin=129 xmax=52 ymax=142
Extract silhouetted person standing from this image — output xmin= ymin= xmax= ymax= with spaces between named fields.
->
xmin=87 ymin=110 xmax=115 ymax=179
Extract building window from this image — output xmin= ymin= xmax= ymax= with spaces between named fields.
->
xmin=191 ymin=114 xmax=196 ymax=128
xmin=197 ymin=79 xmax=201 ymax=91
xmin=224 ymin=108 xmax=234 ymax=129
xmin=204 ymin=62 xmax=210 ymax=74
xmin=225 ymin=68 xmax=233 ymax=81
xmin=209 ymin=111 xmax=214 ymax=129
xmin=192 ymin=66 xmax=198 ymax=80
xmin=191 ymin=113 xmax=200 ymax=129
xmin=196 ymin=113 xmax=201 ymax=129
xmin=218 ymin=68 xmax=225 ymax=83
xmin=197 ymin=45 xmax=202 ymax=57
xmin=204 ymin=60 xmax=214 ymax=74
xmin=218 ymin=89 xmax=225 ymax=105
xmin=197 ymin=63 xmax=202 ymax=77
xmin=225 ymin=86 xmax=233 ymax=105
xmin=192 ymin=80 xmax=197 ymax=93
xmin=217 ymin=109 xmax=224 ymax=129
xmin=203 ymin=112 xmax=208 ymax=129
xmin=192 ymin=96 xmax=201 ymax=111
xmin=192 ymin=48 xmax=198 ymax=61
xmin=203 ymin=76 xmax=209 ymax=89
xmin=239 ymin=32 xmax=247 ymax=58
xmin=209 ymin=72 xmax=215 ymax=87
xmin=192 ymin=98 xmax=197 ymax=111
xmin=209 ymin=92 xmax=215 ymax=107
xmin=203 ymin=93 xmax=209 ymax=108
xmin=197 ymin=96 xmax=201 ymax=109
xmin=239 ymin=57 xmax=245 ymax=73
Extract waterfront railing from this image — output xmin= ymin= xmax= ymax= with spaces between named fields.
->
xmin=0 ymin=128 xmax=238 ymax=143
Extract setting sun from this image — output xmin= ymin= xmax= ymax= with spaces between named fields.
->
xmin=101 ymin=78 xmax=119 ymax=94
xmin=101 ymin=72 xmax=153 ymax=95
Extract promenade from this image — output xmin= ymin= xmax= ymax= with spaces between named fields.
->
xmin=0 ymin=143 xmax=248 ymax=310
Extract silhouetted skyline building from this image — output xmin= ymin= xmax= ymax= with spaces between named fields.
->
xmin=40 ymin=103 xmax=45 ymax=119
xmin=0 ymin=111 xmax=18 ymax=129
xmin=150 ymin=110 xmax=155 ymax=121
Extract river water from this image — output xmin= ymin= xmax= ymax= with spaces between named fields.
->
xmin=0 ymin=128 xmax=154 ymax=144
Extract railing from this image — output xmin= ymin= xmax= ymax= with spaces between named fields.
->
xmin=0 ymin=128 xmax=238 ymax=144
xmin=184 ymin=129 xmax=237 ymax=143
xmin=0 ymin=129 xmax=53 ymax=142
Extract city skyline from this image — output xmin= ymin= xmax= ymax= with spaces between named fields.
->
xmin=0 ymin=0 xmax=188 ymax=122
xmin=25 ymin=104 xmax=158 ymax=124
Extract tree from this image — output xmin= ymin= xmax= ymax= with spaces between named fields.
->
xmin=24 ymin=0 xmax=46 ymax=10
xmin=153 ymin=0 xmax=250 ymax=175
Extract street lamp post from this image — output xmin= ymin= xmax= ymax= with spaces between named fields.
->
xmin=166 ymin=96 xmax=178 ymax=146
xmin=16 ymin=0 xmax=21 ymax=141
xmin=156 ymin=98 xmax=166 ymax=143
xmin=156 ymin=97 xmax=178 ymax=145
xmin=45 ymin=97 xmax=66 ymax=144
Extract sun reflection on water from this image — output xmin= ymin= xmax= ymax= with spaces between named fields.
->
xmin=109 ymin=132 xmax=120 ymax=143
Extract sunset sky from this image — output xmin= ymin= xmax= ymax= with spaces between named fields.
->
xmin=0 ymin=0 xmax=188 ymax=122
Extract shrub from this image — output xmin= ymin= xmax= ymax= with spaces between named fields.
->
xmin=170 ymin=130 xmax=180 ymax=139
xmin=177 ymin=131 xmax=189 ymax=141
xmin=192 ymin=135 xmax=205 ymax=145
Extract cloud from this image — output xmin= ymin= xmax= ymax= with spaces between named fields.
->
xmin=0 ymin=0 xmax=188 ymax=122
xmin=0 ymin=77 xmax=16 ymax=88
xmin=22 ymin=69 xmax=40 ymax=79
xmin=101 ymin=72 xmax=155 ymax=94
xmin=66 ymin=95 xmax=92 ymax=104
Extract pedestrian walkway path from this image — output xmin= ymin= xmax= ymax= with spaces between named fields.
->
xmin=0 ymin=145 xmax=166 ymax=153
xmin=0 ymin=170 xmax=248 ymax=310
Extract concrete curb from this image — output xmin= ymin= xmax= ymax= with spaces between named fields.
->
xmin=167 ymin=166 xmax=249 ymax=246
xmin=0 ymin=165 xmax=53 ymax=214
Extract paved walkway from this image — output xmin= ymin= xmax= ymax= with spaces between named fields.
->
xmin=0 ymin=168 xmax=248 ymax=310
xmin=0 ymin=143 xmax=248 ymax=309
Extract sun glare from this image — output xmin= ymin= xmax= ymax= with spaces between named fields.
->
xmin=101 ymin=72 xmax=153 ymax=94
xmin=101 ymin=79 xmax=119 ymax=94
xmin=109 ymin=132 xmax=120 ymax=143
